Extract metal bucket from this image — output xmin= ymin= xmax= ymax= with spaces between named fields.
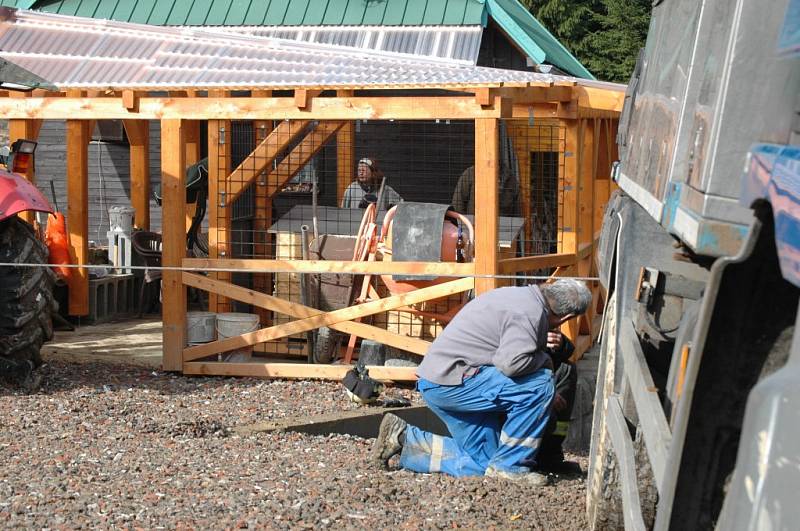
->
xmin=108 ymin=205 xmax=136 ymax=235
xmin=216 ymin=312 xmax=260 ymax=362
xmin=186 ymin=311 xmax=216 ymax=344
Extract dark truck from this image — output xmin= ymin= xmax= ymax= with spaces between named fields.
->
xmin=585 ymin=1 xmax=799 ymax=530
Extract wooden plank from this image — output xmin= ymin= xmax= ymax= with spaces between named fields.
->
xmin=226 ymin=119 xmax=310 ymax=202
xmin=182 ymin=362 xmax=418 ymax=381
xmin=294 ymin=89 xmax=321 ymax=109
xmin=575 ymin=85 xmax=626 ymax=113
xmin=8 ymin=115 xmax=42 ymax=223
xmin=66 ymin=119 xmax=90 ymax=316
xmin=207 ymin=112 xmax=232 ymax=312
xmin=606 ymin=394 xmax=648 ymax=531
xmin=252 ymin=97 xmax=274 ymax=326
xmin=620 ymin=318 xmax=672 ymax=491
xmin=510 ymin=102 xmax=578 ymax=120
xmin=161 ymin=119 xmax=187 ymax=372
xmin=122 ymin=120 xmax=150 ymax=230
xmin=182 ymin=272 xmax=442 ymax=356
xmin=560 ymin=119 xmax=579 ymax=254
xmin=183 ymin=257 xmax=475 ymax=276
xmin=266 ymin=121 xmax=345 ymax=197
xmin=474 ymin=118 xmax=499 ymax=294
xmin=336 ymin=90 xmax=355 ymax=205
xmin=0 ymin=96 xmax=514 ymax=120
xmin=497 ymin=253 xmax=576 ymax=274
xmin=183 ymin=276 xmax=471 ymax=360
xmin=184 ymin=118 xmax=201 ymax=231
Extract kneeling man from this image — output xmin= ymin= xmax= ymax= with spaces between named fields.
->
xmin=371 ymin=279 xmax=591 ymax=486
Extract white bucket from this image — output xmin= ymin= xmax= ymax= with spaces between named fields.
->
xmin=216 ymin=312 xmax=260 ymax=362
xmin=187 ymin=311 xmax=216 ymax=344
xmin=108 ymin=205 xmax=136 ymax=235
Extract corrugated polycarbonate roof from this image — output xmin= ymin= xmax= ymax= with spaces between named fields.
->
xmin=0 ymin=8 xmax=578 ymax=91
xmin=216 ymin=25 xmax=484 ymax=65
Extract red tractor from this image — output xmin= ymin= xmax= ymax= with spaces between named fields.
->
xmin=0 ymin=138 xmax=57 ymax=390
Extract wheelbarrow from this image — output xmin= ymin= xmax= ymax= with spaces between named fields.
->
xmin=311 ymin=202 xmax=475 ymax=364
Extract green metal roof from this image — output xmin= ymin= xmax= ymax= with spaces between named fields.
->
xmin=486 ymin=0 xmax=593 ymax=79
xmin=25 ymin=0 xmax=592 ymax=78
xmin=29 ymin=0 xmax=488 ymax=26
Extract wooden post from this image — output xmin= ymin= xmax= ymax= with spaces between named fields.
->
xmin=207 ymin=96 xmax=232 ymax=312
xmin=184 ymin=119 xmax=200 ymax=231
xmin=474 ymin=118 xmax=500 ymax=295
xmin=161 ymin=119 xmax=187 ymax=371
xmin=253 ymin=90 xmax=273 ymax=325
xmin=9 ymin=92 xmax=42 ymax=223
xmin=122 ymin=120 xmax=150 ymax=230
xmin=560 ymin=118 xmax=579 ymax=255
xmin=66 ymin=118 xmax=90 ymax=316
xmin=336 ymin=90 xmax=355 ymax=205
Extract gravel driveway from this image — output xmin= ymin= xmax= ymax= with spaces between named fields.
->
xmin=1 ymin=356 xmax=589 ymax=529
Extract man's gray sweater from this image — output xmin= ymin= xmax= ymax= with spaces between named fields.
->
xmin=416 ymin=285 xmax=552 ymax=385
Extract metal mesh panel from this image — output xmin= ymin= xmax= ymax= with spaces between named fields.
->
xmin=207 ymin=117 xmax=565 ymax=358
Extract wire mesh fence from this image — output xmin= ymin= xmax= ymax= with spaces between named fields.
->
xmin=205 ymin=117 xmax=566 ymax=359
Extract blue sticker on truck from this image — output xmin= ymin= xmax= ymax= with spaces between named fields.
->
xmin=778 ymin=0 xmax=800 ymax=56
xmin=742 ymin=144 xmax=800 ymax=287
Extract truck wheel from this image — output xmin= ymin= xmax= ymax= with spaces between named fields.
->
xmin=0 ymin=217 xmax=57 ymax=385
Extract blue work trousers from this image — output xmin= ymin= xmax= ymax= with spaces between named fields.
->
xmin=399 ymin=366 xmax=554 ymax=477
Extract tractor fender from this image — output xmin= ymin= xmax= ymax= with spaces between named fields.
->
xmin=0 ymin=169 xmax=52 ymax=221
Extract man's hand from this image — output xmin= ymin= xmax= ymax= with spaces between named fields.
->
xmin=546 ymin=331 xmax=563 ymax=351
xmin=553 ymin=393 xmax=567 ymax=413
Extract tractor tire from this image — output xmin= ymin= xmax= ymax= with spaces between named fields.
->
xmin=0 ymin=217 xmax=57 ymax=385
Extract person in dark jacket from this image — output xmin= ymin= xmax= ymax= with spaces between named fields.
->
xmin=371 ymin=279 xmax=591 ymax=486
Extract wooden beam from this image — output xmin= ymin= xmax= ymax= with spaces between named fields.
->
xmin=161 ymin=119 xmax=187 ymax=371
xmin=294 ymin=89 xmax=322 ymax=109
xmin=252 ymin=95 xmax=273 ymax=326
xmin=122 ymin=120 xmax=150 ymax=230
xmin=474 ymin=118 xmax=500 ymax=295
xmin=183 ymin=258 xmax=475 ymax=276
xmin=182 ymin=272 xmax=442 ymax=356
xmin=497 ymin=253 xmax=577 ymax=274
xmin=183 ymin=118 xmax=200 ymax=231
xmin=121 ymin=90 xmax=140 ymax=112
xmin=560 ymin=119 xmax=579 ymax=255
xmin=475 ymin=87 xmax=492 ymax=107
xmin=226 ymin=119 xmax=310 ymax=202
xmin=575 ymin=85 xmax=626 ymax=113
xmin=266 ymin=121 xmax=345 ymax=197
xmin=66 ymin=119 xmax=90 ymax=316
xmin=183 ymin=276 xmax=470 ymax=360
xmin=183 ymin=362 xmax=418 ymax=381
xmin=207 ymin=112 xmax=232 ymax=312
xmin=0 ymin=96 xmax=514 ymax=120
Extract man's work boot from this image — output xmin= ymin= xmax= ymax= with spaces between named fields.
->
xmin=371 ymin=413 xmax=407 ymax=469
xmin=484 ymin=466 xmax=552 ymax=487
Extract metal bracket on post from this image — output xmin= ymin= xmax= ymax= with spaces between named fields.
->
xmin=219 ymin=190 xmax=226 ymax=208
xmin=219 ymin=126 xmax=226 ymax=145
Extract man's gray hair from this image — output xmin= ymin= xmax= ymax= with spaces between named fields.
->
xmin=541 ymin=279 xmax=592 ymax=317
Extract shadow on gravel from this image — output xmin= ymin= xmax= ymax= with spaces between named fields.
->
xmin=0 ymin=356 xmax=267 ymax=397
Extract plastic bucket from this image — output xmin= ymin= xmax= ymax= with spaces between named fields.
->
xmin=186 ymin=311 xmax=216 ymax=344
xmin=216 ymin=312 xmax=260 ymax=362
xmin=108 ymin=205 xmax=136 ymax=235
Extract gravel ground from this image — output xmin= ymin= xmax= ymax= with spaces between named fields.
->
xmin=1 ymin=356 xmax=589 ymax=529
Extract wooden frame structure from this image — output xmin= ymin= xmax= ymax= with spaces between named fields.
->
xmin=1 ymin=82 xmax=621 ymax=381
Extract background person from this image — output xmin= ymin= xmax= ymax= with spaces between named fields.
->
xmin=341 ymin=157 xmax=402 ymax=211
xmin=371 ymin=279 xmax=592 ymax=486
